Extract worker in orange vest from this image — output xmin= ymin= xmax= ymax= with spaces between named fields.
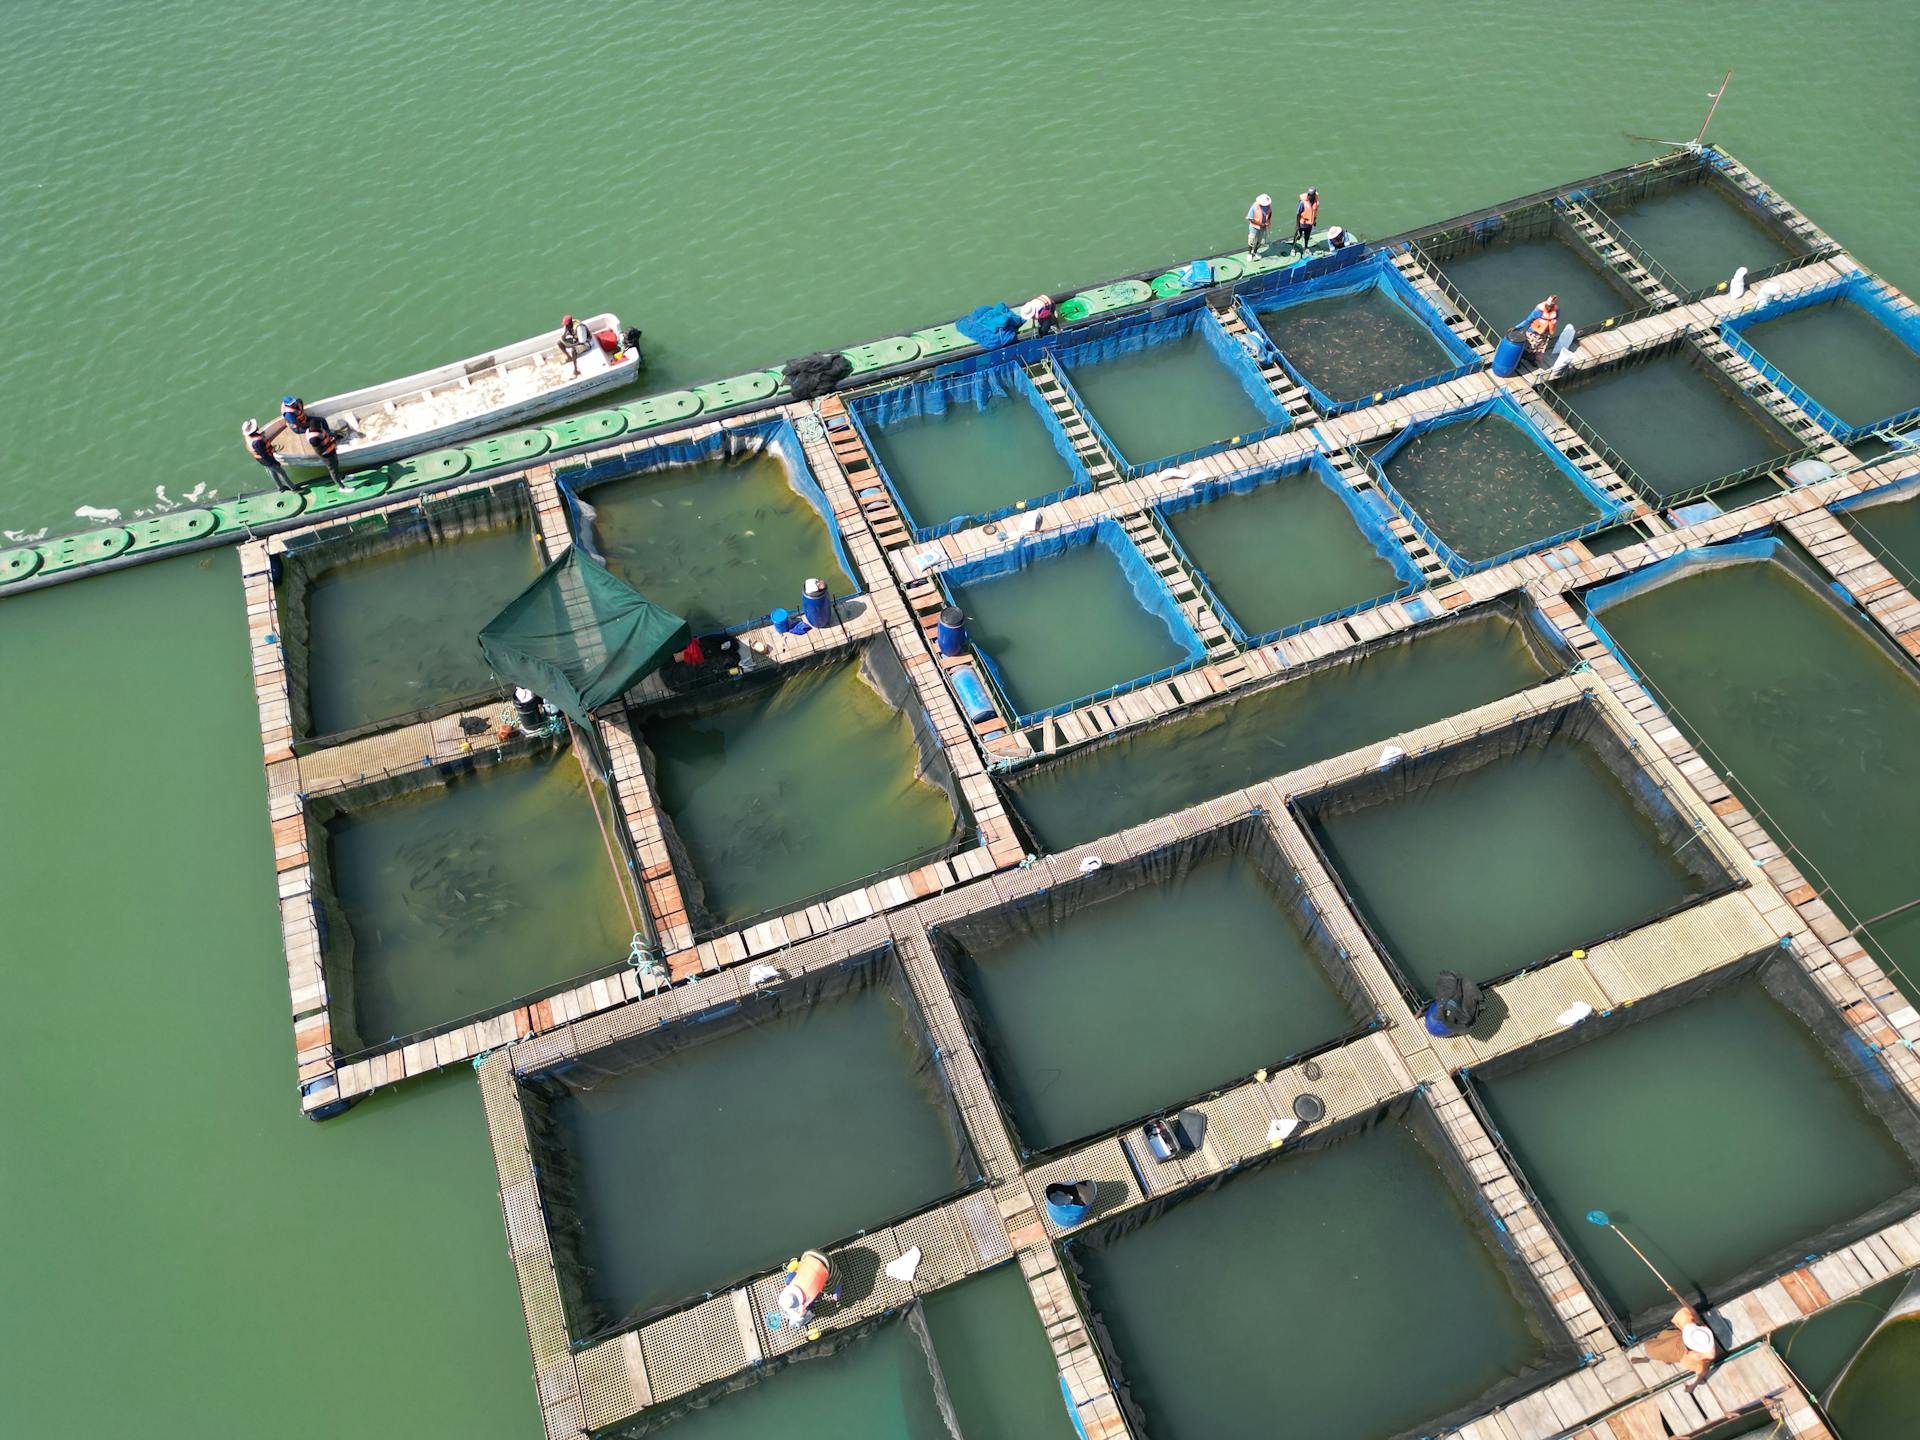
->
xmin=1523 ymin=294 xmax=1561 ymax=356
xmin=303 ymin=419 xmax=345 ymax=485
xmin=1295 ymin=188 xmax=1320 ymax=252
xmin=241 ymin=419 xmax=295 ymax=492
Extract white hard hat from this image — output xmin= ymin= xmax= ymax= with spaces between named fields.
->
xmin=1256 ymin=193 xmax=1271 ymax=206
xmin=1682 ymin=1323 xmax=1716 ymax=1356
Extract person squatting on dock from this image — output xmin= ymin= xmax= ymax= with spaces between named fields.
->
xmin=241 ymin=419 xmax=294 ymax=493
xmin=1523 ymin=294 xmax=1560 ymax=360
xmin=1295 ymin=187 xmax=1320 ymax=251
xmin=1019 ymin=293 xmax=1058 ymax=337
xmin=1246 ymin=193 xmax=1274 ymax=258
xmin=1642 ymin=1303 xmax=1721 ymax=1391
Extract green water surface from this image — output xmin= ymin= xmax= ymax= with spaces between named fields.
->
xmin=1847 ymin=490 xmax=1920 ymax=587
xmin=300 ymin=521 xmax=542 ymax=735
xmin=954 ymin=539 xmax=1191 ymax=716
xmin=1439 ymin=229 xmax=1638 ymax=334
xmin=1598 ymin=557 xmax=1920 ymax=1004
xmin=1478 ymin=977 xmax=1919 ymax=1325
xmin=1380 ymin=414 xmax=1604 ymax=561
xmin=1062 ymin=329 xmax=1275 ymax=464
xmin=1604 ymin=181 xmax=1798 ymax=292
xmin=1011 ymin=611 xmax=1549 ymax=849
xmin=865 ymin=384 xmax=1077 ymax=529
xmin=1735 ymin=298 xmax=1920 ymax=430
xmin=1827 ymin=1313 xmax=1920 ymax=1440
xmin=1310 ymin=736 xmax=1707 ymax=993
xmin=1071 ymin=1117 xmax=1552 ymax=1440
xmin=1255 ymin=286 xmax=1456 ymax=401
xmin=325 ymin=748 xmax=632 ymax=1044
xmin=1773 ymin=1270 xmax=1911 ymax=1396
xmin=589 ymin=451 xmax=845 ymax=631
xmin=950 ymin=854 xmax=1358 ymax=1150
xmin=1165 ymin=469 xmax=1403 ymax=637
xmin=543 ymin=973 xmax=970 ymax=1326
xmin=1554 ymin=350 xmax=1794 ymax=497
xmin=922 ymin=1262 xmax=1083 ymax=1440
xmin=7 ymin=2 xmax=1917 ymax=1432
xmin=642 ymin=660 xmax=957 ymax=925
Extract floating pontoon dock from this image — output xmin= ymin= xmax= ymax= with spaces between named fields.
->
xmin=103 ymin=146 xmax=1920 ymax=1438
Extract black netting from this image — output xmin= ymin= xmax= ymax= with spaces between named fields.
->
xmin=1060 ymin=1091 xmax=1582 ymax=1440
xmin=1289 ymin=694 xmax=1742 ymax=1005
xmin=518 ymin=945 xmax=985 ymax=1343
xmin=930 ymin=815 xmax=1379 ymax=1159
xmin=1463 ymin=947 xmax=1920 ymax=1341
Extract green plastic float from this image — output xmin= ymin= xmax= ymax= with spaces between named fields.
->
xmin=0 ymin=546 xmax=42 ymax=586
xmin=464 ymin=430 xmax=551 ymax=471
xmin=543 ymin=409 xmax=628 ymax=450
xmin=842 ymin=336 xmax=922 ymax=375
xmin=36 ymin=526 xmax=134 ymax=576
xmin=911 ymin=323 xmax=971 ymax=359
xmin=383 ymin=447 xmax=472 ymax=494
xmin=303 ymin=472 xmax=394 ymax=516
xmin=210 ymin=489 xmax=308 ymax=536
xmin=620 ymin=390 xmax=702 ymax=430
xmin=124 ymin=508 xmax=218 ymax=554
xmin=1150 ymin=273 xmax=1188 ymax=298
xmin=692 ymin=371 xmax=779 ymax=411
xmin=1063 ymin=280 xmax=1155 ymax=321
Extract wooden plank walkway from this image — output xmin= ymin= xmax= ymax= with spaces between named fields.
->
xmin=1784 ymin=505 xmax=1920 ymax=661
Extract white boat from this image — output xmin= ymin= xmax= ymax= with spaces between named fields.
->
xmin=266 ymin=312 xmax=641 ymax=470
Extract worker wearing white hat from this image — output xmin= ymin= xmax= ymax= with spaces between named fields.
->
xmin=1246 ymin=193 xmax=1273 ymax=259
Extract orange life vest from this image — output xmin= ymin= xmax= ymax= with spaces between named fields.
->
xmin=245 ymin=431 xmax=274 ymax=463
xmin=1298 ymin=194 xmax=1319 ymax=226
xmin=305 ymin=424 xmax=338 ymax=457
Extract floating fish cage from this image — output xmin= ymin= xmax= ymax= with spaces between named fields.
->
xmin=1291 ymin=694 xmax=1740 ymax=1005
xmin=1051 ymin=304 xmax=1290 ymax=476
xmin=1155 ymin=451 xmax=1422 ymax=644
xmin=1063 ymin=1094 xmax=1580 ymax=1440
xmin=847 ymin=362 xmax=1093 ymax=537
xmin=1418 ymin=198 xmax=1644 ymax=339
xmin=271 ymin=479 xmax=540 ymax=744
xmin=1364 ymin=393 xmax=1623 ymax=569
xmin=1589 ymin=155 xmax=1819 ymax=297
xmin=1466 ymin=946 xmax=1920 ymax=1339
xmin=1720 ymin=272 xmax=1920 ymax=442
xmin=557 ymin=418 xmax=856 ymax=633
xmin=515 ymin=944 xmax=983 ymax=1340
xmin=1838 ymin=477 xmax=1920 ymax=583
xmin=308 ymin=740 xmax=633 ymax=1057
xmin=632 ymin=640 xmax=969 ymax=933
xmin=932 ymin=818 xmax=1375 ymax=1156
xmin=942 ymin=517 xmax=1204 ymax=725
xmin=1244 ymin=254 xmax=1480 ymax=413
xmin=1003 ymin=595 xmax=1564 ymax=853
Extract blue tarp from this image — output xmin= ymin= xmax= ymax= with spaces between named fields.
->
xmin=1240 ymin=253 xmax=1483 ymax=417
xmin=1366 ymin=392 xmax=1626 ymax=574
xmin=1154 ymin=451 xmax=1423 ymax=645
xmin=955 ymin=303 xmax=1023 ymax=348
xmin=1049 ymin=305 xmax=1291 ymax=478
xmin=1720 ymin=272 xmax=1920 ymax=442
xmin=847 ymin=363 xmax=1092 ymax=539
xmin=940 ymin=517 xmax=1206 ymax=725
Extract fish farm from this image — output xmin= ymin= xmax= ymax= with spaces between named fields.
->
xmin=22 ymin=144 xmax=1920 ymax=1440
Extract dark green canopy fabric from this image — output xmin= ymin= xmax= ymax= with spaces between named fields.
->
xmin=478 ymin=547 xmax=689 ymax=725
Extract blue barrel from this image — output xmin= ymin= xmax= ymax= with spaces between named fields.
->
xmin=801 ymin=577 xmax=831 ymax=628
xmin=1491 ymin=329 xmax=1527 ymax=378
xmin=1423 ymin=999 xmax=1464 ymax=1037
xmin=936 ymin=606 xmax=968 ymax=657
xmin=1044 ymin=1181 xmax=1093 ymax=1228
xmin=771 ymin=607 xmax=793 ymax=633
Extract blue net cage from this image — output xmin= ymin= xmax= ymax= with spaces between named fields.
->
xmin=846 ymin=362 xmax=1095 ymax=540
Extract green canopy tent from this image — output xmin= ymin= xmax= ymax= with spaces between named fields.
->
xmin=478 ymin=546 xmax=690 ymax=728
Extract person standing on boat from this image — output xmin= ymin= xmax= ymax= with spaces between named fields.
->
xmin=281 ymin=396 xmax=309 ymax=431
xmin=302 ymin=419 xmax=345 ymax=485
xmin=1246 ymin=194 xmax=1273 ymax=258
xmin=1295 ymin=188 xmax=1320 ymax=252
xmin=557 ymin=314 xmax=591 ymax=373
xmin=241 ymin=419 xmax=294 ymax=493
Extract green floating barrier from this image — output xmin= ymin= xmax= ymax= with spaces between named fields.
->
xmin=384 ymin=447 xmax=472 ymax=493
xmin=1239 ymin=250 xmax=1303 ymax=276
xmin=211 ymin=489 xmax=308 ymax=534
xmin=1203 ymin=256 xmax=1245 ymax=282
xmin=464 ymin=429 xmax=552 ymax=471
xmin=0 ymin=546 xmax=42 ymax=585
xmin=1057 ymin=297 xmax=1091 ymax=323
xmin=1151 ymin=273 xmax=1187 ymax=298
xmin=544 ymin=409 xmax=628 ymax=450
xmin=37 ymin=526 xmax=134 ymax=575
xmin=125 ymin=508 xmax=218 ymax=554
xmin=691 ymin=371 xmax=778 ymax=411
xmin=842 ymin=336 xmax=922 ymax=374
xmin=303 ymin=473 xmax=394 ymax=515
xmin=911 ymin=323 xmax=972 ymax=358
xmin=620 ymin=390 xmax=703 ymax=431
xmin=1066 ymin=280 xmax=1155 ymax=318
